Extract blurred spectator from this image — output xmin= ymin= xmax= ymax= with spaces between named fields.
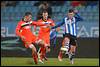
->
xmin=71 ymin=1 xmax=98 ymax=8
xmin=34 ymin=1 xmax=42 ymax=6
xmin=71 ymin=1 xmax=85 ymax=10
xmin=34 ymin=1 xmax=65 ymax=6
xmin=50 ymin=1 xmax=65 ymax=6
xmin=36 ymin=1 xmax=52 ymax=20
xmin=6 ymin=1 xmax=18 ymax=7
xmin=1 ymin=1 xmax=6 ymax=8
xmin=71 ymin=1 xmax=82 ymax=8
xmin=1 ymin=1 xmax=18 ymax=7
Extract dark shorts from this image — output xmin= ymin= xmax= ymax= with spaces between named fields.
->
xmin=63 ymin=33 xmax=77 ymax=46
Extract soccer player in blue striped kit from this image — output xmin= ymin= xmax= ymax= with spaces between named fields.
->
xmin=52 ymin=9 xmax=83 ymax=64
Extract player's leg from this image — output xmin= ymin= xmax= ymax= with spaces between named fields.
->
xmin=58 ymin=37 xmax=70 ymax=61
xmin=38 ymin=46 xmax=49 ymax=62
xmin=44 ymin=46 xmax=50 ymax=61
xmin=36 ymin=39 xmax=46 ymax=63
xmin=45 ymin=43 xmax=50 ymax=53
xmin=23 ymin=40 xmax=38 ymax=64
xmin=38 ymin=46 xmax=46 ymax=63
xmin=38 ymin=44 xmax=48 ymax=62
xmin=43 ymin=38 xmax=51 ymax=61
xmin=69 ymin=45 xmax=76 ymax=64
xmin=21 ymin=34 xmax=38 ymax=64
xmin=27 ymin=36 xmax=38 ymax=64
xmin=58 ymin=39 xmax=64 ymax=61
xmin=28 ymin=43 xmax=38 ymax=64
xmin=68 ymin=36 xmax=77 ymax=64
xmin=69 ymin=45 xmax=76 ymax=54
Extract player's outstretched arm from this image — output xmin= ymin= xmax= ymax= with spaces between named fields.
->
xmin=74 ymin=10 xmax=83 ymax=22
xmin=51 ymin=21 xmax=64 ymax=29
xmin=32 ymin=21 xmax=46 ymax=26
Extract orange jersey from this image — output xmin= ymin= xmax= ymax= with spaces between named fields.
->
xmin=37 ymin=19 xmax=55 ymax=46
xmin=15 ymin=20 xmax=46 ymax=48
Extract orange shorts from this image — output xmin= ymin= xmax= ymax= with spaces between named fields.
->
xmin=21 ymin=35 xmax=37 ymax=48
xmin=38 ymin=34 xmax=50 ymax=47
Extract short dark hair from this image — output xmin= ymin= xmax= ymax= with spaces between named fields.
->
xmin=24 ymin=12 xmax=32 ymax=16
xmin=68 ymin=9 xmax=74 ymax=13
xmin=42 ymin=10 xmax=48 ymax=13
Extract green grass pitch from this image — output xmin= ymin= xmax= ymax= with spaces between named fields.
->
xmin=1 ymin=57 xmax=99 ymax=66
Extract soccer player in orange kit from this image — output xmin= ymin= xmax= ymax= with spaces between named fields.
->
xmin=37 ymin=10 xmax=55 ymax=63
xmin=15 ymin=12 xmax=48 ymax=64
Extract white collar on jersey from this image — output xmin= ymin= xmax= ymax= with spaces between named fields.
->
xmin=65 ymin=17 xmax=75 ymax=23
xmin=21 ymin=21 xmax=33 ymax=26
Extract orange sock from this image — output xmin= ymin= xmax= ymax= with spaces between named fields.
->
xmin=32 ymin=52 xmax=38 ymax=64
xmin=39 ymin=46 xmax=46 ymax=60
xmin=43 ymin=47 xmax=46 ymax=57
xmin=58 ymin=51 xmax=63 ymax=59
xmin=39 ymin=47 xmax=44 ymax=60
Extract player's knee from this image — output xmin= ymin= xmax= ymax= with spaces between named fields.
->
xmin=40 ymin=40 xmax=45 ymax=45
xmin=32 ymin=48 xmax=37 ymax=53
xmin=60 ymin=46 xmax=69 ymax=53
xmin=29 ymin=44 xmax=37 ymax=52
xmin=69 ymin=45 xmax=76 ymax=53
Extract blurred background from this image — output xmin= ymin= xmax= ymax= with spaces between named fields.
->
xmin=1 ymin=1 xmax=99 ymax=58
